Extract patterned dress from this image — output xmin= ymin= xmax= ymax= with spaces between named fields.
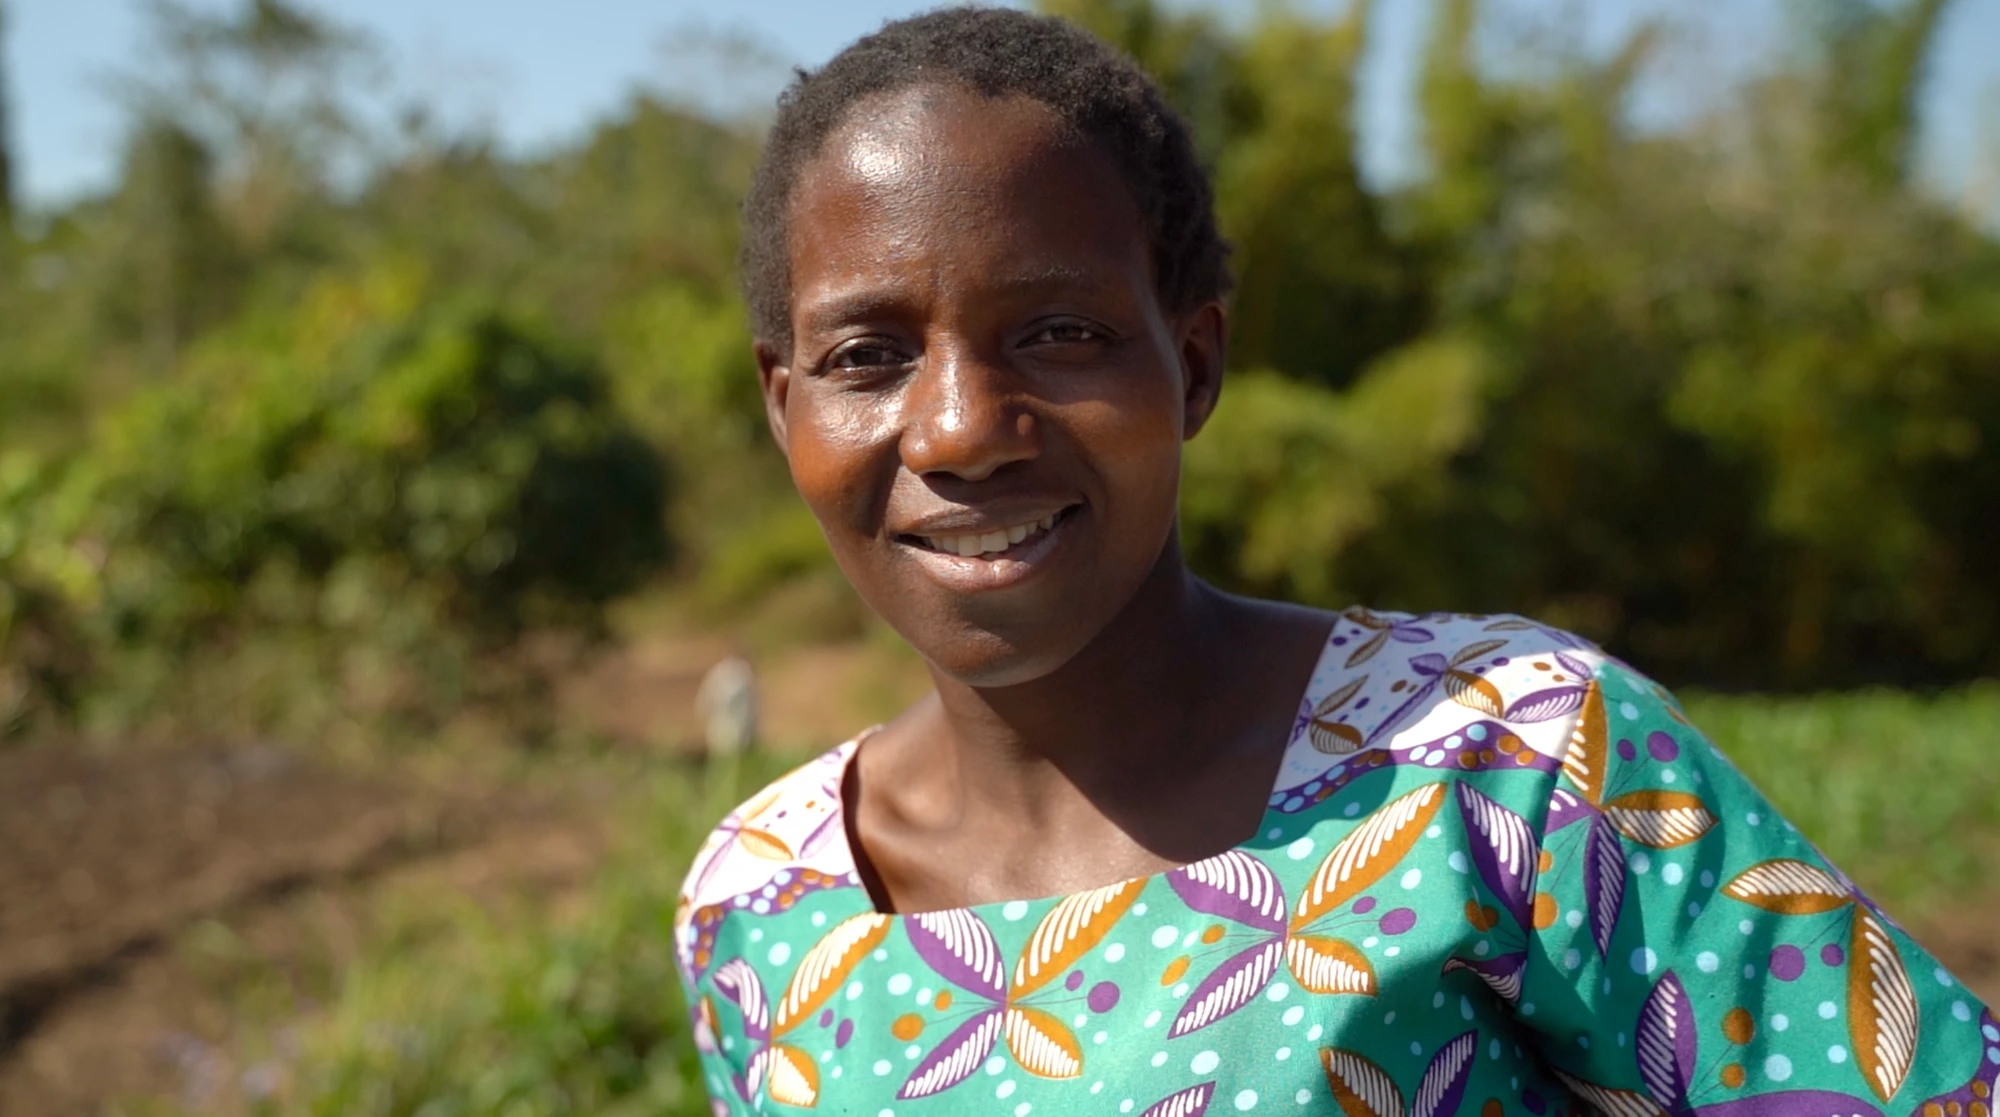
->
xmin=674 ymin=610 xmax=1998 ymax=1116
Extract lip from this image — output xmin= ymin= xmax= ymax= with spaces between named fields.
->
xmin=891 ymin=499 xmax=1082 ymax=539
xmin=894 ymin=504 xmax=1083 ymax=593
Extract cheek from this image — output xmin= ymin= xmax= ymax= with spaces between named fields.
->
xmin=784 ymin=396 xmax=895 ymax=534
xmin=1074 ymin=377 xmax=1186 ymax=516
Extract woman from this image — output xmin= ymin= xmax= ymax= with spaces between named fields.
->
xmin=674 ymin=9 xmax=1994 ymax=1115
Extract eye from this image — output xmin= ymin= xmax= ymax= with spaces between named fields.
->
xmin=1024 ymin=321 xmax=1106 ymax=346
xmin=826 ymin=340 xmax=908 ymax=371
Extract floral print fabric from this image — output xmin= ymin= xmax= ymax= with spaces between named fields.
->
xmin=674 ymin=610 xmax=1997 ymax=1116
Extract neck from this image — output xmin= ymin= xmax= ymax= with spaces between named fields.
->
xmin=923 ymin=533 xmax=1237 ymax=813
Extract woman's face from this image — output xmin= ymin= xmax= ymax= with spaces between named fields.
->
xmin=759 ymin=84 xmax=1223 ymax=687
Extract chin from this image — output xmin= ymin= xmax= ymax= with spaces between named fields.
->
xmin=882 ymin=601 xmax=1100 ymax=690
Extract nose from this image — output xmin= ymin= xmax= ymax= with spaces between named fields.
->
xmin=898 ymin=345 xmax=1040 ymax=482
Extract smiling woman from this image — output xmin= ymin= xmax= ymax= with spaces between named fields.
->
xmin=672 ymin=8 xmax=1995 ymax=1116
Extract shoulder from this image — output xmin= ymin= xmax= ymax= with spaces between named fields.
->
xmin=1269 ymin=607 xmax=1620 ymax=809
xmin=674 ymin=737 xmax=867 ymax=976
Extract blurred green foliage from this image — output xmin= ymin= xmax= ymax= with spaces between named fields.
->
xmin=2 ymin=264 xmax=669 ymax=737
xmin=1 ymin=0 xmax=1997 ymax=740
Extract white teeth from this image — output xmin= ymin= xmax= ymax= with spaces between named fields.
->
xmin=920 ymin=509 xmax=1069 ymax=558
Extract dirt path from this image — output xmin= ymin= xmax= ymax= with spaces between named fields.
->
xmin=0 ymin=741 xmax=611 ymax=1117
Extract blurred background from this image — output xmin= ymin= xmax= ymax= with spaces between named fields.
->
xmin=1 ymin=0 xmax=1996 ymax=1112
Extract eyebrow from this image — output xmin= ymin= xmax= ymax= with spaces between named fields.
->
xmin=798 ymin=264 xmax=1128 ymax=333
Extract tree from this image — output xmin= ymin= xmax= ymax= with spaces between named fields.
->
xmin=91 ymin=117 xmax=242 ymax=368
xmin=116 ymin=0 xmax=381 ymax=246
xmin=1804 ymin=0 xmax=1956 ymax=190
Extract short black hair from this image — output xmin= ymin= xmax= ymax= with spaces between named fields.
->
xmin=740 ymin=5 xmax=1231 ymax=351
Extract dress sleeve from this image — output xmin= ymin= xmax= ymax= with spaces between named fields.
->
xmin=678 ymin=957 xmax=762 ymax=1115
xmin=1515 ymin=657 xmax=1998 ymax=1115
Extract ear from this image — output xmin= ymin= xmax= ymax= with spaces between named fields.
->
xmin=755 ymin=339 xmax=794 ymax=459
xmin=1177 ymin=300 xmax=1228 ymax=440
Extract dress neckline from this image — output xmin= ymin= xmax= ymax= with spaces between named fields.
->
xmin=825 ymin=622 xmax=1346 ymax=920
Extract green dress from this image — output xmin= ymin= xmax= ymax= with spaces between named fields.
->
xmin=674 ymin=609 xmax=1997 ymax=1116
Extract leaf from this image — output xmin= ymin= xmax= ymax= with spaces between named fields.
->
xmin=737 ymin=827 xmax=795 ymax=861
xmin=1443 ymin=669 xmax=1504 ymax=716
xmin=1321 ymin=1048 xmax=1407 ymax=1117
xmin=1412 ymin=1031 xmax=1478 ymax=1117
xmin=712 ymin=957 xmax=770 ymax=1042
xmin=1449 ymin=639 xmax=1509 ymax=667
xmin=1554 ymin=650 xmax=1595 ymax=679
xmin=1314 ymin=674 xmax=1368 ymax=717
xmin=1551 ymin=1071 xmax=1670 ymax=1117
xmin=1848 ymin=906 xmax=1919 ymax=1103
xmin=1294 ymin=783 xmax=1447 ymax=929
xmin=1583 ymin=812 xmax=1627 ymax=956
xmin=797 ymin=810 xmax=842 ymax=858
xmin=1139 ymin=1082 xmax=1217 ymax=1117
xmin=1012 ymin=878 xmax=1143 ymax=996
xmin=1003 ymin=1006 xmax=1084 ymax=1078
xmin=1346 ymin=627 xmax=1391 ymax=667
xmin=1169 ymin=850 xmax=1288 ymax=933
xmin=759 ymin=1043 xmax=821 ymax=1107
xmin=1455 ymin=783 xmax=1538 ymax=930
xmin=1286 ymin=936 xmax=1377 ymax=995
xmin=1171 ymin=937 xmax=1286 ymax=1037
xmin=1304 ymin=672 xmax=1367 ymax=753
xmin=1311 ymin=720 xmax=1366 ymax=754
xmin=898 ymin=1007 xmax=1004 ymax=1100
xmin=1634 ymin=971 xmax=1696 ymax=1110
xmin=1563 ymin=681 xmax=1610 ymax=805
xmin=1346 ymin=606 xmax=1395 ymax=630
xmin=906 ymin=908 xmax=1007 ymax=1000
xmin=1604 ymin=791 xmax=1717 ymax=849
xmin=1542 ymin=787 xmax=1594 ymax=836
xmin=1504 ymin=684 xmax=1588 ymax=724
xmin=1441 ymin=952 xmax=1525 ymax=1003
xmin=1722 ymin=859 xmax=1854 ymax=915
xmin=773 ymin=913 xmax=891 ymax=1036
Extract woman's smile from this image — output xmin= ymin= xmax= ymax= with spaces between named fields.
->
xmin=892 ymin=502 xmax=1085 ymax=592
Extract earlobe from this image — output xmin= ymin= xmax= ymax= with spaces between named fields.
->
xmin=755 ymin=340 xmax=793 ymax=457
xmin=1179 ymin=301 xmax=1228 ymax=439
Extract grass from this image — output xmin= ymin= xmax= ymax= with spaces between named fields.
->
xmin=187 ymin=686 xmax=1996 ymax=1117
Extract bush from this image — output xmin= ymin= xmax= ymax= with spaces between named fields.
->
xmin=13 ymin=266 xmax=672 ymax=736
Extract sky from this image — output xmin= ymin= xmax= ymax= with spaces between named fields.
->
xmin=5 ymin=0 xmax=1996 ymax=211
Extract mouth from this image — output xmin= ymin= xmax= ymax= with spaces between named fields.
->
xmin=892 ymin=504 xmax=1083 ymax=592
xmin=898 ymin=505 xmax=1079 ymax=559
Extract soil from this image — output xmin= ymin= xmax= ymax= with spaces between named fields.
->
xmin=0 ymin=740 xmax=611 ymax=1117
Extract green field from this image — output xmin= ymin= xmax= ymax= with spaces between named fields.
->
xmin=183 ymin=686 xmax=1997 ymax=1117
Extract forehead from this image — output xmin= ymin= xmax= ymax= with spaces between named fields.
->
xmin=785 ymin=85 xmax=1152 ymax=321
